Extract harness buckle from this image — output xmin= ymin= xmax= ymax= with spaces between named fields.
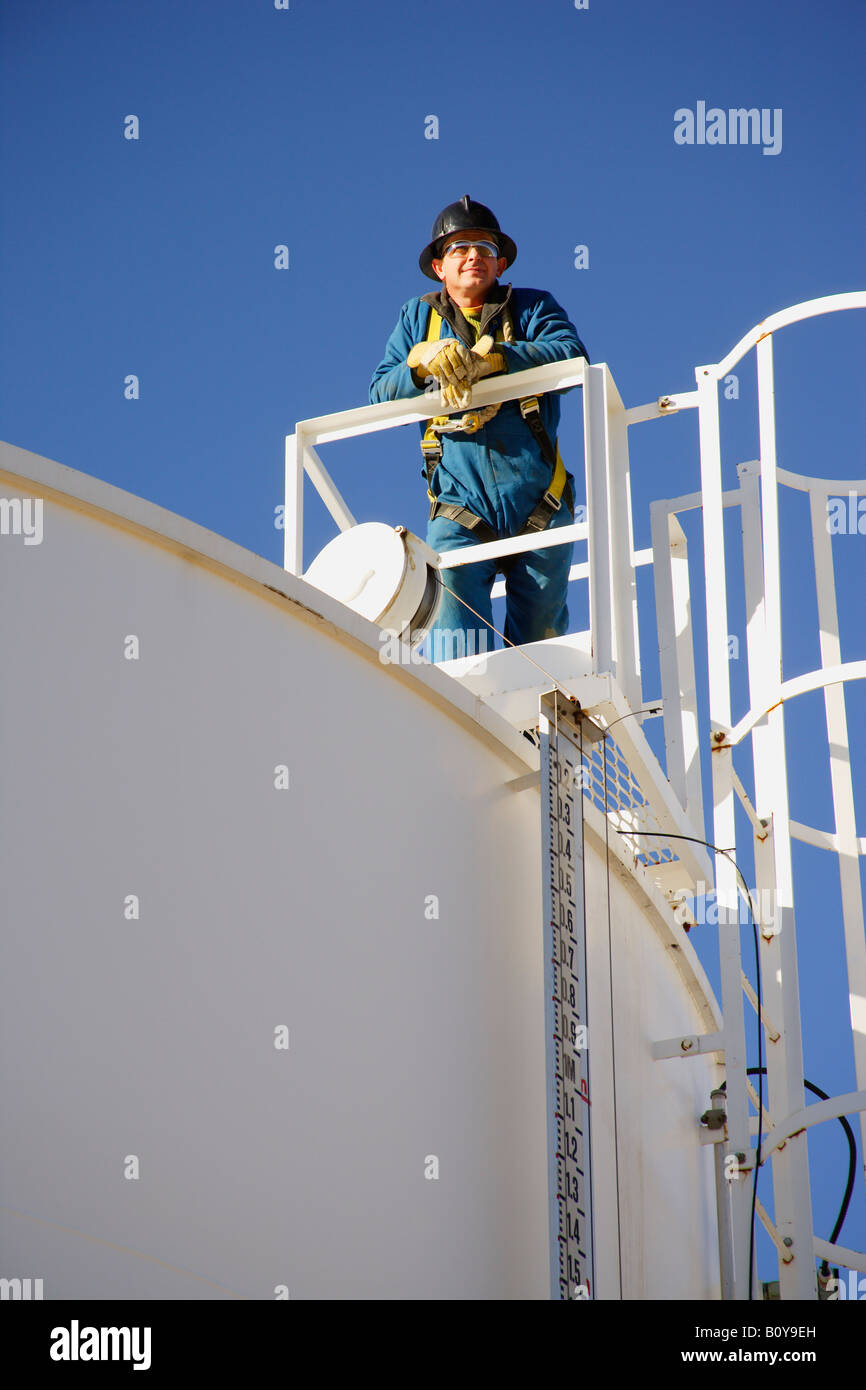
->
xmin=542 ymin=489 xmax=562 ymax=511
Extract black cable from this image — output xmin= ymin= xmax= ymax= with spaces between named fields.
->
xmin=602 ymin=706 xmax=663 ymax=731
xmin=721 ymin=1070 xmax=858 ymax=1272
xmin=802 ymin=1080 xmax=858 ymax=1252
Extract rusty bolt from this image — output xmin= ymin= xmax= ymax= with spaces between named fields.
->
xmin=681 ymin=1038 xmax=694 ymax=1052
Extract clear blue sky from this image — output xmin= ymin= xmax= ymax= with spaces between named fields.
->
xmin=2 ymin=0 xmax=864 ymax=1292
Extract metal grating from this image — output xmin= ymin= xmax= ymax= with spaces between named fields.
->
xmin=580 ymin=733 xmax=679 ymax=870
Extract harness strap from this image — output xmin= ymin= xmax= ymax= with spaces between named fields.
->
xmin=516 ymin=395 xmax=568 ymax=532
xmin=429 ymin=503 xmax=497 ymax=547
xmin=421 ymin=302 xmax=570 ymax=539
xmin=518 ymin=395 xmax=555 ymax=466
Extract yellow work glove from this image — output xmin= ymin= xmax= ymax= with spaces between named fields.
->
xmin=470 ymin=334 xmax=507 ymax=377
xmin=439 ymin=382 xmax=472 ymax=410
xmin=407 ymin=337 xmax=481 ymax=388
xmin=437 ymin=335 xmax=508 ymax=409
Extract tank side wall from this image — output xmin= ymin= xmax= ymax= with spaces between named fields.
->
xmin=0 ymin=478 xmax=722 ymax=1301
xmin=0 ymin=494 xmax=550 ymax=1299
xmin=584 ymin=844 xmax=722 ymax=1300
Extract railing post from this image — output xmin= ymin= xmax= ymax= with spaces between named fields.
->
xmin=697 ymin=361 xmax=753 ymax=1298
xmin=608 ymin=374 xmax=642 ymax=712
xmin=284 ymin=429 xmax=304 ymax=576
xmin=651 ymin=504 xmax=703 ymax=831
xmin=583 ymin=363 xmax=641 ymax=710
xmin=584 ymin=364 xmax=613 ymax=679
xmin=740 ymin=338 xmax=816 ymax=1298
xmin=808 ymin=484 xmax=866 ymax=1198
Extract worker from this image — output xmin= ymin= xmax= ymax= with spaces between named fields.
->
xmin=369 ymin=195 xmax=589 ymax=662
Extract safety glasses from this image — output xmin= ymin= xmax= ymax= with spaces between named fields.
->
xmin=440 ymin=240 xmax=500 ymax=259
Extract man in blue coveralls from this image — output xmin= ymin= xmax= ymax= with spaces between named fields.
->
xmin=369 ymin=195 xmax=589 ymax=661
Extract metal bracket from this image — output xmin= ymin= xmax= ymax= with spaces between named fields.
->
xmin=652 ymin=1030 xmax=725 ymax=1060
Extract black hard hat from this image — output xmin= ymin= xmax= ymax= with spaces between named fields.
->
xmin=418 ymin=194 xmax=517 ymax=281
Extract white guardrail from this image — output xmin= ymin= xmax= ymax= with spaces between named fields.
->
xmin=285 ymin=352 xmax=646 ymax=714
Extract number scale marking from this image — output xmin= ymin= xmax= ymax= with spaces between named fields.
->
xmin=539 ymin=693 xmax=595 ymax=1301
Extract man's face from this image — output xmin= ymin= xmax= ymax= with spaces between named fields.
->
xmin=431 ymin=229 xmax=508 ymax=301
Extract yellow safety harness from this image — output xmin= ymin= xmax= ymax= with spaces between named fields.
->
xmin=421 ymin=304 xmax=570 ymax=544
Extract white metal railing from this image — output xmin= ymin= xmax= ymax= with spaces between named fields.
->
xmin=284 ymin=356 xmax=584 ymax=569
xmin=285 ymin=353 xmax=648 ymax=714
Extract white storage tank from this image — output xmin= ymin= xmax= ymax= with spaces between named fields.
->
xmin=0 ymin=442 xmax=720 ymax=1299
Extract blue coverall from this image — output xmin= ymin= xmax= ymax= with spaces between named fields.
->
xmin=369 ymin=284 xmax=589 ymax=658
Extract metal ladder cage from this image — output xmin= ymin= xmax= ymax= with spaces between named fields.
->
xmin=647 ymin=292 xmax=866 ymax=1299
